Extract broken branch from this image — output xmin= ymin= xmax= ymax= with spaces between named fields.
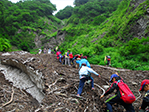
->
xmin=2 ymin=87 xmax=14 ymax=107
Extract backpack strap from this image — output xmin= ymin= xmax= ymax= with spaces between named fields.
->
xmin=115 ymin=80 xmax=122 ymax=85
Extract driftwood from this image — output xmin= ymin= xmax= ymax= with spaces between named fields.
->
xmin=47 ymin=78 xmax=65 ymax=89
xmin=2 ymin=87 xmax=14 ymax=107
xmin=48 ymin=84 xmax=70 ymax=94
xmin=53 ymin=107 xmax=64 ymax=112
xmin=94 ymin=83 xmax=105 ymax=96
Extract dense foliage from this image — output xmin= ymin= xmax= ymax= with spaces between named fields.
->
xmin=55 ymin=6 xmax=74 ymax=20
xmin=68 ymin=0 xmax=122 ymax=25
xmin=74 ymin=0 xmax=89 ymax=6
xmin=1 ymin=0 xmax=149 ymax=71
xmin=58 ymin=0 xmax=149 ymax=70
xmin=0 ymin=0 xmax=61 ymax=51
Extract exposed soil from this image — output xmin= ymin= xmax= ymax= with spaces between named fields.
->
xmin=0 ymin=51 xmax=148 ymax=112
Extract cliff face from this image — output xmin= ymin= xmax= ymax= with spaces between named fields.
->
xmin=0 ymin=51 xmax=148 ymax=111
xmin=128 ymin=0 xmax=149 ymax=39
xmin=33 ymin=30 xmax=65 ymax=49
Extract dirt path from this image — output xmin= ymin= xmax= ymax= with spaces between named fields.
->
xmin=0 ymin=51 xmax=148 ymax=112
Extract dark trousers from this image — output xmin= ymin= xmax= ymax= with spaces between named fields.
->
xmin=77 ymin=76 xmax=94 ymax=95
xmin=70 ymin=58 xmax=73 ymax=65
xmin=58 ymin=54 xmax=62 ymax=63
xmin=107 ymin=60 xmax=110 ymax=65
xmin=106 ymin=95 xmax=135 ymax=112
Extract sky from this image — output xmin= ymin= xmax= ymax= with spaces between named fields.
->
xmin=9 ymin=0 xmax=75 ymax=15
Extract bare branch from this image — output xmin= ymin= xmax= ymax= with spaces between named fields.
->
xmin=2 ymin=87 xmax=14 ymax=107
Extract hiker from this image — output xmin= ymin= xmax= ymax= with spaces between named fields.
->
xmin=79 ymin=54 xmax=83 ymax=59
xmin=65 ymin=50 xmax=70 ymax=66
xmin=56 ymin=50 xmax=63 ymax=63
xmin=104 ymin=55 xmax=111 ymax=66
xmin=48 ymin=48 xmax=51 ymax=54
xmin=55 ymin=46 xmax=58 ymax=52
xmin=69 ymin=52 xmax=73 ymax=65
xmin=44 ymin=48 xmax=47 ymax=54
xmin=38 ymin=49 xmax=42 ymax=54
xmin=54 ymin=46 xmax=59 ymax=53
xmin=77 ymin=63 xmax=100 ymax=96
xmin=139 ymin=79 xmax=149 ymax=112
xmin=72 ymin=54 xmax=80 ymax=65
xmin=76 ymin=56 xmax=91 ymax=68
xmin=100 ymin=73 xmax=135 ymax=112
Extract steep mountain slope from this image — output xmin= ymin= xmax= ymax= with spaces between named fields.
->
xmin=58 ymin=0 xmax=149 ymax=70
xmin=0 ymin=51 xmax=148 ymax=111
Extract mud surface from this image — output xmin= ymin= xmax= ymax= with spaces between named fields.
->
xmin=0 ymin=51 xmax=148 ymax=112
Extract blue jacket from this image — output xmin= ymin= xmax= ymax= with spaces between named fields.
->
xmin=76 ymin=59 xmax=91 ymax=68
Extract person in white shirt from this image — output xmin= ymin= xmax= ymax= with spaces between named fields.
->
xmin=38 ymin=49 xmax=42 ymax=54
xmin=77 ymin=63 xmax=100 ymax=96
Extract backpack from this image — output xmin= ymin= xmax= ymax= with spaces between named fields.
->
xmin=106 ymin=56 xmax=111 ymax=59
xmin=115 ymin=80 xmax=136 ymax=104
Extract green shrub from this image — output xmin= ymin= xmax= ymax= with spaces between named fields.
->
xmin=93 ymin=44 xmax=103 ymax=55
xmin=0 ymin=37 xmax=11 ymax=52
xmin=122 ymin=60 xmax=137 ymax=70
xmin=88 ymin=55 xmax=101 ymax=64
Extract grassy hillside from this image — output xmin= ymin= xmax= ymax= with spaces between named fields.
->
xmin=58 ymin=0 xmax=149 ymax=70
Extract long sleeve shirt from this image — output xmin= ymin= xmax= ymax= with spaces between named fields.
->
xmin=79 ymin=66 xmax=99 ymax=79
xmin=104 ymin=76 xmax=122 ymax=97
xmin=76 ymin=59 xmax=91 ymax=68
xmin=141 ymin=90 xmax=149 ymax=110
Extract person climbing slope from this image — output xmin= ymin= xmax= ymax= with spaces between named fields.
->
xmin=64 ymin=50 xmax=71 ymax=66
xmin=100 ymin=73 xmax=135 ymax=112
xmin=56 ymin=50 xmax=63 ymax=63
xmin=76 ymin=56 xmax=91 ymax=68
xmin=69 ymin=52 xmax=73 ymax=65
xmin=104 ymin=55 xmax=111 ymax=66
xmin=77 ymin=63 xmax=100 ymax=96
xmin=139 ymin=79 xmax=149 ymax=112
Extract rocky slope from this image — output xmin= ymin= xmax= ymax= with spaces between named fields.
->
xmin=0 ymin=51 xmax=148 ymax=112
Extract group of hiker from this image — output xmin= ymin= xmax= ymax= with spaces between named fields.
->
xmin=38 ymin=48 xmax=52 ymax=54
xmin=55 ymin=48 xmax=148 ymax=112
xmin=77 ymin=64 xmax=149 ymax=112
xmin=56 ymin=49 xmax=89 ymax=67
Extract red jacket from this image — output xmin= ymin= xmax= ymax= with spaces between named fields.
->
xmin=56 ymin=51 xmax=61 ymax=59
xmin=69 ymin=53 xmax=73 ymax=59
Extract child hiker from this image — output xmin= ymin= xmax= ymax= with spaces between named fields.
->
xmin=100 ymin=73 xmax=135 ymax=112
xmin=139 ymin=79 xmax=149 ymax=112
xmin=77 ymin=63 xmax=100 ymax=96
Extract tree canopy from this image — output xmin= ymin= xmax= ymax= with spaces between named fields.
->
xmin=0 ymin=0 xmax=59 ymax=52
xmin=55 ymin=6 xmax=74 ymax=20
